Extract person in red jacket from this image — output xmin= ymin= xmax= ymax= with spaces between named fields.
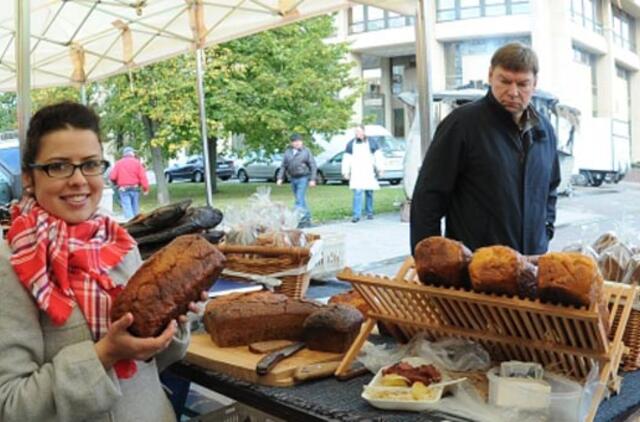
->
xmin=109 ymin=147 xmax=149 ymax=219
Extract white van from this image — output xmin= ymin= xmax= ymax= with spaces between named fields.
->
xmin=314 ymin=125 xmax=405 ymax=185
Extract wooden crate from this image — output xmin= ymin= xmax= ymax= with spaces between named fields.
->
xmin=335 ymin=257 xmax=637 ymax=422
xmin=218 ymin=235 xmax=320 ymax=299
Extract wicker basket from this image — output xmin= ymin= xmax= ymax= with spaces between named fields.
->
xmin=218 ymin=235 xmax=321 ymax=299
xmin=611 ymin=307 xmax=640 ymax=371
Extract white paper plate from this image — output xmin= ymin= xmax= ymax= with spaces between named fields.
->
xmin=361 ymin=357 xmax=445 ymax=411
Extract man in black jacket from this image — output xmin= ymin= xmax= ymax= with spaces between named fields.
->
xmin=410 ymin=43 xmax=560 ymax=255
xmin=277 ymin=133 xmax=317 ymax=228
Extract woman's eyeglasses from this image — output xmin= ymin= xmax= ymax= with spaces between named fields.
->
xmin=29 ymin=159 xmax=110 ymax=178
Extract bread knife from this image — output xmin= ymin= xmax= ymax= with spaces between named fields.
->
xmin=293 ymin=360 xmax=342 ymax=382
xmin=256 ymin=341 xmax=306 ymax=376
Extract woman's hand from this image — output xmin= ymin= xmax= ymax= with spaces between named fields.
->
xmin=177 ymin=291 xmax=208 ymax=325
xmin=95 ymin=313 xmax=177 ymax=370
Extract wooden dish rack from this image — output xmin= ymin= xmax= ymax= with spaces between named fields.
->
xmin=335 ymin=257 xmax=637 ymax=422
xmin=217 ymin=234 xmax=320 ymax=299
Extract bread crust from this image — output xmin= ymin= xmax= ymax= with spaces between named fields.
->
xmin=111 ymin=234 xmax=225 ymax=337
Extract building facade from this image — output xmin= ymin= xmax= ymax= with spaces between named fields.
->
xmin=331 ymin=0 xmax=640 ymax=165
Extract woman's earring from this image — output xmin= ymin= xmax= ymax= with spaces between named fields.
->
xmin=23 ymin=186 xmax=33 ymax=196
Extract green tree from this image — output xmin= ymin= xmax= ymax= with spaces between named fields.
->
xmin=0 ymin=93 xmax=17 ymax=131
xmin=204 ymin=15 xmax=361 ymax=154
xmin=97 ymin=57 xmax=200 ymax=205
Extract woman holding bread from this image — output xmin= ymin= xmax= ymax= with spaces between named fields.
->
xmin=0 ymin=102 xmax=199 ymax=421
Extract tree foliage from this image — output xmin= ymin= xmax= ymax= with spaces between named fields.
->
xmin=1 ymin=15 xmax=361 ymax=204
xmin=204 ymin=16 xmax=360 ymax=154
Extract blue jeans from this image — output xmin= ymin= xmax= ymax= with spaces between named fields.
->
xmin=118 ymin=188 xmax=140 ymax=220
xmin=352 ymin=189 xmax=373 ymax=219
xmin=290 ymin=176 xmax=311 ymax=224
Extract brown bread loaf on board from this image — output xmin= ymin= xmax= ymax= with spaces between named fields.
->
xmin=469 ymin=245 xmax=538 ymax=299
xmin=111 ymin=234 xmax=225 ymax=337
xmin=303 ymin=304 xmax=364 ymax=353
xmin=414 ymin=236 xmax=472 ymax=288
xmin=204 ymin=291 xmax=323 ymax=347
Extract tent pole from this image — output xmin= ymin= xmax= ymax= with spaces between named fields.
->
xmin=80 ymin=84 xmax=87 ymax=105
xmin=415 ymin=0 xmax=433 ymax=159
xmin=195 ymin=47 xmax=213 ymax=207
xmin=16 ymin=0 xmax=30 ymax=158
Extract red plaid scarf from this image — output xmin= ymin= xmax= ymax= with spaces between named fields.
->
xmin=7 ymin=197 xmax=137 ymax=378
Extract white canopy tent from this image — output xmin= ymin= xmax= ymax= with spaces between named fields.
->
xmin=2 ymin=1 xmax=418 ymax=91
xmin=5 ymin=0 xmax=432 ymax=205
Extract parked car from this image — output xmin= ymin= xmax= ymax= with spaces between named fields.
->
xmin=315 ymin=126 xmax=405 ymax=185
xmin=316 ymin=142 xmax=404 ymax=186
xmin=0 ymin=139 xmax=22 ymax=204
xmin=164 ymin=155 xmax=235 ymax=183
xmin=236 ymin=153 xmax=285 ymax=183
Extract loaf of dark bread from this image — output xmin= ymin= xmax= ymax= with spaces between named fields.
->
xmin=111 ymin=234 xmax=225 ymax=337
xmin=469 ymin=245 xmax=538 ymax=299
xmin=414 ymin=236 xmax=472 ymax=288
xmin=203 ymin=291 xmax=323 ymax=347
xmin=303 ymin=304 xmax=364 ymax=353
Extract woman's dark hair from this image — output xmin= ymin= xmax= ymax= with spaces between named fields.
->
xmin=23 ymin=101 xmax=102 ymax=172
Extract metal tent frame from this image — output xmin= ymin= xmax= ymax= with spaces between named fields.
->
xmin=6 ymin=0 xmax=433 ymax=206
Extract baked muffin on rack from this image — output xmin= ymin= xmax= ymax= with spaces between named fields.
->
xmin=468 ymin=245 xmax=537 ymax=299
xmin=414 ymin=236 xmax=472 ymax=288
xmin=538 ymin=252 xmax=603 ymax=307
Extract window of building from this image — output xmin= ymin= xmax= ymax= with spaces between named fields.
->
xmin=436 ymin=0 xmax=529 ymax=22
xmin=351 ymin=5 xmax=365 ymax=33
xmin=348 ymin=6 xmax=414 ymax=34
xmin=392 ymin=65 xmax=405 ymax=95
xmin=613 ymin=65 xmax=631 ymax=148
xmin=572 ymin=46 xmax=598 ymax=117
xmin=570 ymin=0 xmax=603 ymax=34
xmin=393 ymin=108 xmax=405 ymax=138
xmin=444 ymin=36 xmax=530 ymax=88
xmin=612 ymin=6 xmax=636 ymax=52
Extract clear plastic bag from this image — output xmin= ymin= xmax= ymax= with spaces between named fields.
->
xmin=598 ymin=242 xmax=632 ymax=282
xmin=222 ymin=187 xmax=301 ymax=245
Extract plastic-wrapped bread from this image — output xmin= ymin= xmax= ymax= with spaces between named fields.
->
xmin=622 ymin=255 xmax=640 ymax=285
xmin=111 ymin=234 xmax=226 ymax=337
xmin=592 ymin=232 xmax=619 ymax=254
xmin=469 ymin=245 xmax=538 ymax=299
xmin=598 ymin=243 xmax=632 ymax=281
xmin=562 ymin=242 xmax=600 ymax=262
xmin=414 ymin=236 xmax=472 ymax=288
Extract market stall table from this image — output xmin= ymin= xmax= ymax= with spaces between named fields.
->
xmin=169 ymin=341 xmax=640 ymax=422
xmin=167 ymin=280 xmax=640 ymax=422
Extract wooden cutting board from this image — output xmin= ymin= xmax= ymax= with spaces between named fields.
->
xmin=186 ymin=333 xmax=343 ymax=387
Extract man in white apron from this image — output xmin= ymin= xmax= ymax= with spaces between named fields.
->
xmin=341 ymin=125 xmax=384 ymax=223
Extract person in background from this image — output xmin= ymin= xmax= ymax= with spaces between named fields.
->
xmin=410 ymin=42 xmax=560 ymax=255
xmin=342 ymin=125 xmax=384 ymax=223
xmin=109 ymin=146 xmax=149 ymax=220
xmin=277 ymin=133 xmax=317 ymax=228
xmin=0 ymin=101 xmax=204 ymax=422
